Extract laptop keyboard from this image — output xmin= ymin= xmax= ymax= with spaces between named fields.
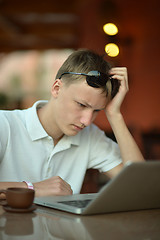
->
xmin=58 ymin=199 xmax=92 ymax=208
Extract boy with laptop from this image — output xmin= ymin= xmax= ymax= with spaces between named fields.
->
xmin=0 ymin=49 xmax=144 ymax=198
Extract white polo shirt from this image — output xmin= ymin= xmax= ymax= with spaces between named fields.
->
xmin=0 ymin=101 xmax=122 ymax=193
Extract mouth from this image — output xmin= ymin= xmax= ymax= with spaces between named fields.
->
xmin=73 ymin=124 xmax=84 ymax=131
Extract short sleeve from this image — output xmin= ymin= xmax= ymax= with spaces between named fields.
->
xmin=87 ymin=124 xmax=122 ymax=172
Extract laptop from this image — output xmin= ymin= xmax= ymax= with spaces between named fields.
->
xmin=35 ymin=161 xmax=160 ymax=215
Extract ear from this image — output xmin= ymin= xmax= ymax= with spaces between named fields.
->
xmin=51 ymin=79 xmax=63 ymax=98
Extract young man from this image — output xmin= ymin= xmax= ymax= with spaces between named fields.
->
xmin=0 ymin=50 xmax=144 ymax=198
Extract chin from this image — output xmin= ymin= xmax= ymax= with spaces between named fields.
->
xmin=63 ymin=127 xmax=79 ymax=136
xmin=66 ymin=130 xmax=78 ymax=136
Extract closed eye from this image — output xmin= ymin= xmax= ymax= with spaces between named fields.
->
xmin=76 ymin=101 xmax=101 ymax=112
xmin=94 ymin=109 xmax=101 ymax=112
xmin=76 ymin=102 xmax=86 ymax=108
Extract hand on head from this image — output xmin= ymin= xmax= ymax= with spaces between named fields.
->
xmin=106 ymin=67 xmax=129 ymax=116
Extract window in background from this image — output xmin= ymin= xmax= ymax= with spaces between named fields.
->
xmin=0 ymin=49 xmax=73 ymax=110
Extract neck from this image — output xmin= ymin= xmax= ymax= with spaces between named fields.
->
xmin=37 ymin=102 xmax=64 ymax=141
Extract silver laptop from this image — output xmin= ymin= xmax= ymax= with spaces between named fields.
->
xmin=35 ymin=161 xmax=160 ymax=215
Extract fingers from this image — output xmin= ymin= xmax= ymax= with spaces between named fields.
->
xmin=109 ymin=67 xmax=129 ymax=91
xmin=109 ymin=67 xmax=127 ymax=76
xmin=105 ymin=67 xmax=129 ymax=116
xmin=34 ymin=176 xmax=73 ymax=197
xmin=53 ymin=176 xmax=73 ymax=195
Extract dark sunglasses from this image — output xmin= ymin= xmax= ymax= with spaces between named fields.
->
xmin=59 ymin=70 xmax=111 ymax=88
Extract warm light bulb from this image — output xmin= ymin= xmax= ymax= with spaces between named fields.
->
xmin=103 ymin=23 xmax=118 ymax=36
xmin=105 ymin=43 xmax=119 ymax=57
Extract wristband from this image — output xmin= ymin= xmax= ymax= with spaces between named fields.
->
xmin=23 ymin=181 xmax=34 ymax=190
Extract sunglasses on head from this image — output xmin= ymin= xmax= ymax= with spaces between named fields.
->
xmin=59 ymin=70 xmax=112 ymax=88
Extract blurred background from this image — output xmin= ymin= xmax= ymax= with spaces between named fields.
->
xmin=0 ymin=0 xmax=160 ymax=163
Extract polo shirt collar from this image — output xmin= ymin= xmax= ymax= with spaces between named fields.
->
xmin=63 ymin=134 xmax=81 ymax=146
xmin=25 ymin=100 xmax=48 ymax=141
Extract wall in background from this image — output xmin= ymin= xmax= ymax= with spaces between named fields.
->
xmin=0 ymin=0 xmax=159 ymax=158
xmin=79 ymin=0 xmax=160 ymax=133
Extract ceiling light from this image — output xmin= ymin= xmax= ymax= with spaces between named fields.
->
xmin=103 ymin=23 xmax=118 ymax=36
xmin=105 ymin=43 xmax=119 ymax=57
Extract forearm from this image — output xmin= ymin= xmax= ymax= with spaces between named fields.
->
xmin=0 ymin=176 xmax=73 ymax=199
xmin=107 ymin=112 xmax=144 ymax=164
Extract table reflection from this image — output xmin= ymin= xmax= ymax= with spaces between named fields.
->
xmin=0 ymin=206 xmax=160 ymax=240
xmin=0 ymin=212 xmax=36 ymax=239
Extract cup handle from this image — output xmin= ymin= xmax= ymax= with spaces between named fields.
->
xmin=0 ymin=190 xmax=7 ymax=206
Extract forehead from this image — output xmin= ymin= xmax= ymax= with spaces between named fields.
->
xmin=62 ymin=80 xmax=108 ymax=109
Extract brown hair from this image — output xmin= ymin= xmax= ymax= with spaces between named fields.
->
xmin=56 ymin=49 xmax=113 ymax=98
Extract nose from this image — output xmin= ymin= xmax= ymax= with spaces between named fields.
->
xmin=80 ymin=110 xmax=95 ymax=127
